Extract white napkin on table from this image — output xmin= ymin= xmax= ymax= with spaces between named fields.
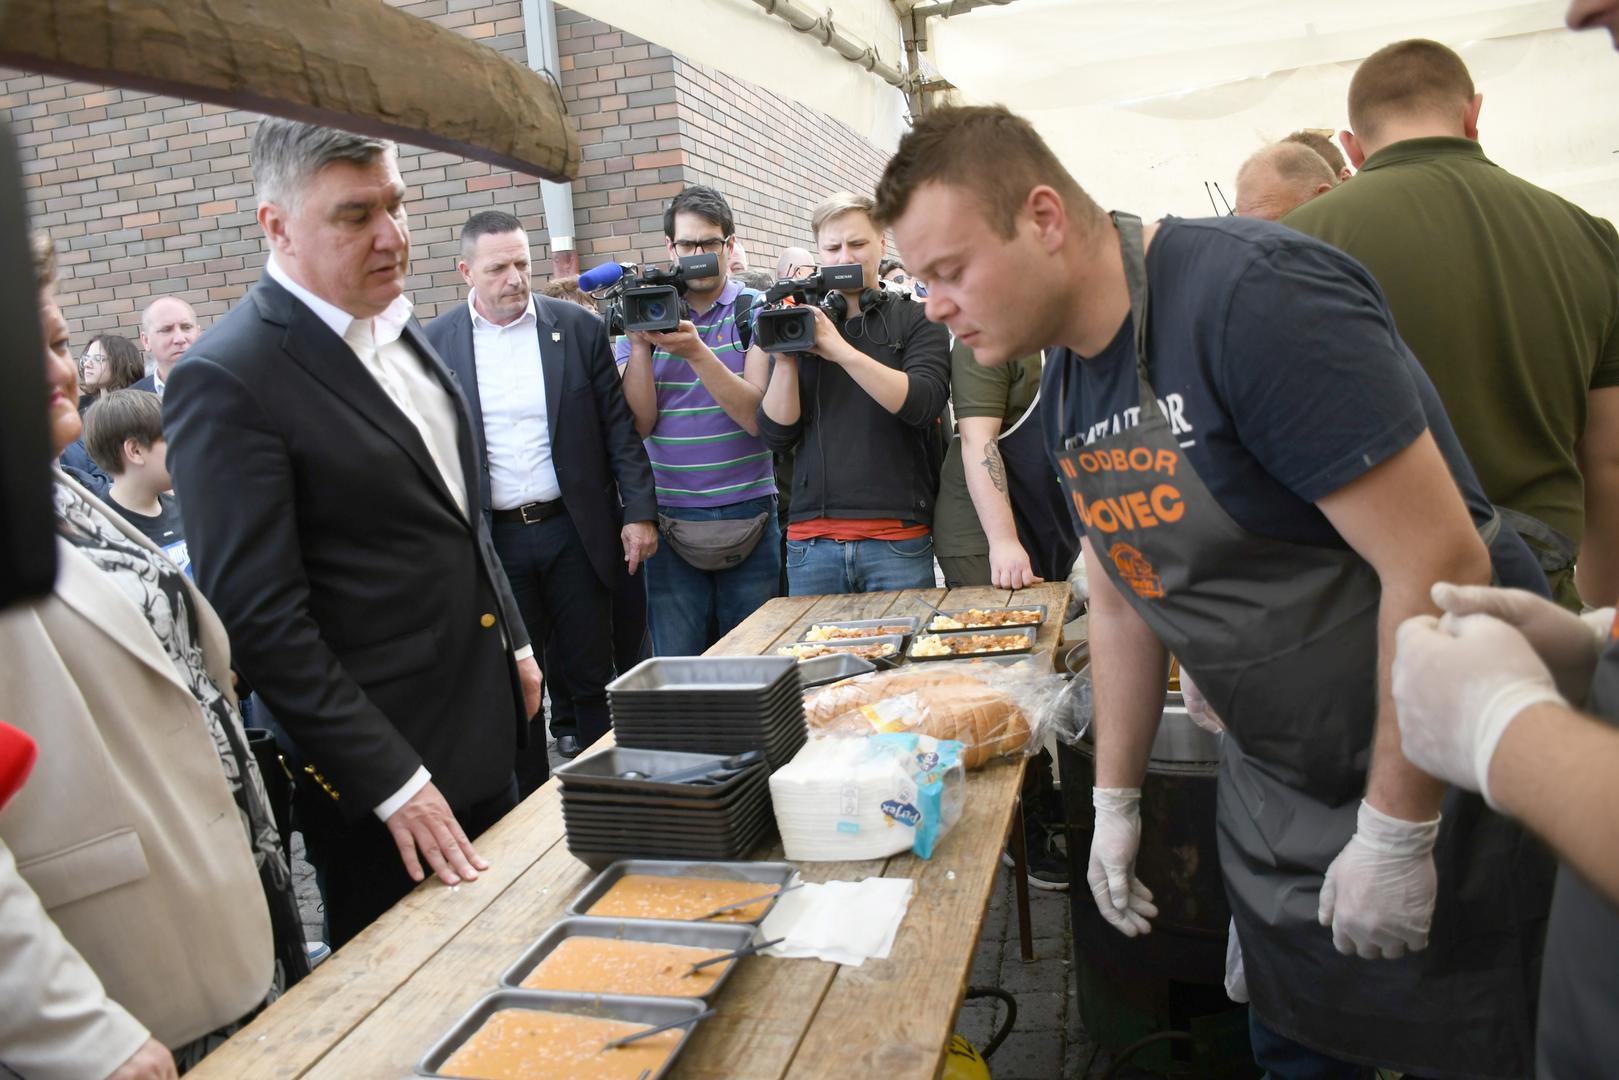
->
xmin=758 ymin=877 xmax=914 ymax=966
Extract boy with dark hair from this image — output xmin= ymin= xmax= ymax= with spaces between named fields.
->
xmin=83 ymin=388 xmax=189 ymax=571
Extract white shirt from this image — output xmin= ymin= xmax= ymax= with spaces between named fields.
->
xmin=265 ymin=258 xmax=530 ymax=820
xmin=468 ymin=291 xmax=562 ymax=508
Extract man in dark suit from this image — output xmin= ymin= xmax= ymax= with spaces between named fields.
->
xmin=164 ymin=119 xmax=543 ymax=948
xmin=130 ymin=294 xmax=200 ymax=399
xmin=425 ymin=211 xmax=656 ymax=787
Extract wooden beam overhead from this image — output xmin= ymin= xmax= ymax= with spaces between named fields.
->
xmin=0 ymin=0 xmax=580 ymax=181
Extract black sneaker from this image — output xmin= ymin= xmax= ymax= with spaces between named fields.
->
xmin=1002 ymin=825 xmax=1070 ymax=891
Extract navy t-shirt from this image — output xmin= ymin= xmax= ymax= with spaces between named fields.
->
xmin=1041 ymin=215 xmax=1546 ymax=593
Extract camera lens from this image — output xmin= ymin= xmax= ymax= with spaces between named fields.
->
xmin=644 ymin=299 xmax=667 ymax=322
xmin=782 ymin=315 xmax=805 ymax=339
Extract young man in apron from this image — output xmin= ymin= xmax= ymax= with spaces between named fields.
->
xmin=878 ymin=105 xmax=1553 ymax=1078
xmin=1395 ymin=584 xmax=1619 ymax=1079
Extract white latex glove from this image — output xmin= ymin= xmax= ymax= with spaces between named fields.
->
xmin=1087 ymin=787 xmax=1158 ymax=937
xmin=1067 ymin=551 xmax=1090 ymax=605
xmin=1180 ymin=669 xmax=1225 ymax=734
xmin=1394 ymin=611 xmax=1566 ymax=806
xmin=1223 ymin=917 xmax=1248 ymax=1003
xmin=1318 ymin=800 xmax=1441 ymax=959
xmin=1431 ymin=582 xmax=1613 ymax=704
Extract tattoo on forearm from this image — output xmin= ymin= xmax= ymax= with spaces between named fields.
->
xmin=981 ymin=442 xmax=1009 ymax=497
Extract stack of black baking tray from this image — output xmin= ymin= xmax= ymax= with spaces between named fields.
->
xmin=555 ymin=747 xmax=776 ymax=868
xmin=607 ymin=656 xmax=807 ymax=769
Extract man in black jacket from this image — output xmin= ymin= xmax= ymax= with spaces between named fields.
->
xmin=164 ymin=119 xmax=543 ymax=948
xmin=756 ymin=191 xmax=951 ymax=595
xmin=425 ymin=211 xmax=656 ymax=778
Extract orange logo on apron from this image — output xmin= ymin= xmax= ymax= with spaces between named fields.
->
xmin=1109 ymin=542 xmax=1164 ymax=599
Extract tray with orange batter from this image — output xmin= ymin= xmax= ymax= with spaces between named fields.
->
xmin=566 ymin=859 xmax=797 ymax=925
xmin=499 ymin=916 xmax=755 ymax=1001
xmin=417 ymin=989 xmax=706 ymax=1080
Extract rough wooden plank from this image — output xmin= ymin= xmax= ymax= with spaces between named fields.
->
xmin=0 ymin=0 xmax=579 ymax=180
xmin=708 ymin=595 xmax=820 ymax=657
xmin=782 ymin=757 xmax=1029 ymax=1080
xmin=184 ymin=783 xmax=568 ymax=1079
xmin=775 ymin=589 xmax=912 ymax=648
xmin=302 ymin=843 xmax=604 ymax=1079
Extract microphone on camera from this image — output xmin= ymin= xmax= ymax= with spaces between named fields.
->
xmin=578 ymin=261 xmax=629 ymax=292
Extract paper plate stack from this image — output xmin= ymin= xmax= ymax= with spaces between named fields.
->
xmin=607 ymin=656 xmax=808 ymax=769
xmin=767 ymin=737 xmax=926 ymax=862
xmin=554 ymin=747 xmax=775 ymax=869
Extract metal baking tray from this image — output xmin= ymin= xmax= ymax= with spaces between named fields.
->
xmin=921 ymin=604 xmax=1047 ymax=633
xmin=908 ymin=625 xmax=1038 ymax=662
xmin=498 ymin=916 xmax=757 ymax=1000
xmin=556 ymin=748 xmax=766 ymax=796
xmin=566 ymin=859 xmax=798 ymax=923
xmin=796 ymin=651 xmax=878 ymax=688
xmin=798 ymin=615 xmax=921 ymax=643
xmin=609 ymin=656 xmax=798 ymax=694
xmin=774 ymin=634 xmax=904 ymax=664
xmin=608 ymin=679 xmax=803 ymax=713
xmin=415 ymin=988 xmax=707 ymax=1079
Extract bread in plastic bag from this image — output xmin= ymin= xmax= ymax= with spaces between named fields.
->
xmin=803 ymin=660 xmax=1065 ymax=768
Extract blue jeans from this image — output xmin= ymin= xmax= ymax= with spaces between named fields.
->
xmin=785 ymin=534 xmax=936 ymax=596
xmin=645 ymin=496 xmax=782 ymax=656
xmin=1249 ymin=1014 xmax=1374 ymax=1080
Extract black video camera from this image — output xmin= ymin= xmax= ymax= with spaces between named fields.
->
xmin=600 ymin=252 xmax=721 ymax=335
xmin=752 ymin=264 xmax=865 ymax=354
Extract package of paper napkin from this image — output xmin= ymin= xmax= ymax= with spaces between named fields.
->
xmin=758 ymin=876 xmax=915 ymax=966
xmin=769 ymin=733 xmax=965 ymax=861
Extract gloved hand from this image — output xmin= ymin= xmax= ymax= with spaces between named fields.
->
xmin=1318 ymin=800 xmax=1441 ymax=959
xmin=1087 ymin=787 xmax=1158 ymax=937
xmin=1432 ymin=582 xmax=1614 ymax=704
xmin=1394 ymin=611 xmax=1566 ymax=806
xmin=1180 ymin=668 xmax=1225 ymax=735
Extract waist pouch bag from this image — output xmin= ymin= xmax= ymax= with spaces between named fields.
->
xmin=658 ymin=510 xmax=770 ymax=570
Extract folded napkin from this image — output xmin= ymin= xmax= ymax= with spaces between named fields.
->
xmin=759 ymin=877 xmax=914 ymax=966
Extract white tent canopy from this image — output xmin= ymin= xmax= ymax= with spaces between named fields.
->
xmin=559 ymin=0 xmax=1619 ymax=223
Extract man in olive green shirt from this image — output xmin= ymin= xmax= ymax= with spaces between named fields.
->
xmin=1285 ymin=38 xmax=1619 ymax=609
xmin=934 ymin=342 xmax=1046 ymax=587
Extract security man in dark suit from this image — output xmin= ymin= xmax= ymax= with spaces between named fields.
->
xmin=425 ymin=211 xmax=656 ymax=787
xmin=164 ymin=119 xmax=543 ymax=949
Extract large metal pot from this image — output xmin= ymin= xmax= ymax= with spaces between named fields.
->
xmin=1152 ymin=692 xmax=1222 ymax=764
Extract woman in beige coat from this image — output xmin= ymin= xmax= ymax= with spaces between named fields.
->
xmin=0 ymin=236 xmax=305 ymax=1080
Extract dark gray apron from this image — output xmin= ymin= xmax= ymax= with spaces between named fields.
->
xmin=1535 ymin=619 xmax=1619 ymax=1078
xmin=1053 ymin=213 xmax=1549 ymax=1078
xmin=997 ymin=363 xmax=1080 ymax=583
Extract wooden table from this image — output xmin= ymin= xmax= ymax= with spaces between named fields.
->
xmin=189 ymin=581 xmax=1070 ymax=1080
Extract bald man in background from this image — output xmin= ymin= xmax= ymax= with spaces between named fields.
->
xmin=131 ymin=296 xmax=200 ymax=400
xmin=1235 ymin=142 xmax=1339 ymax=221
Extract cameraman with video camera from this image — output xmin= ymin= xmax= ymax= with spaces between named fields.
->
xmin=615 ymin=186 xmax=780 ymax=656
xmin=756 ymin=192 xmax=951 ymax=595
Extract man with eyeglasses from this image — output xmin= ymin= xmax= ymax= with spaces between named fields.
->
xmin=615 ymin=186 xmax=781 ymax=655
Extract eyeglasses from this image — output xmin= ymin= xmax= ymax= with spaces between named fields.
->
xmin=672 ymin=236 xmax=730 ymax=256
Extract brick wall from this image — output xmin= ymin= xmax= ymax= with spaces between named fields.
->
xmin=1 ymin=1 xmax=896 ymax=340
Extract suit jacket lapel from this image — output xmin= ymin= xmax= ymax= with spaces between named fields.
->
xmin=533 ymin=297 xmax=565 ymax=446
xmin=259 ymin=278 xmax=466 ymax=525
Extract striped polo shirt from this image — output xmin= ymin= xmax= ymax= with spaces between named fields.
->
xmin=614 ymin=280 xmax=776 ymax=508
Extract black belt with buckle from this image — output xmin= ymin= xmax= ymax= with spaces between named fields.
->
xmin=493 ymin=498 xmax=565 ymax=525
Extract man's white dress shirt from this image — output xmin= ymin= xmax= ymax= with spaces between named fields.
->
xmin=467 ymin=291 xmax=562 ymax=509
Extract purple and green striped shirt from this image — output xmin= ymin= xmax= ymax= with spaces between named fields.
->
xmin=614 ymin=280 xmax=776 ymax=508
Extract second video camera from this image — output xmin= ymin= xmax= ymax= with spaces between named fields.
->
xmin=752 ymin=264 xmax=865 ymax=354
